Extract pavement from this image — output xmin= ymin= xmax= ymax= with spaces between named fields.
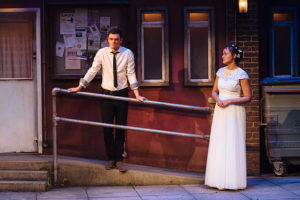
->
xmin=0 ymin=175 xmax=300 ymax=200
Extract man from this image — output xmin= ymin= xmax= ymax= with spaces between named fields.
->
xmin=68 ymin=28 xmax=146 ymax=172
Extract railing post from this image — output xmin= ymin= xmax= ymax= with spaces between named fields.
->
xmin=208 ymin=97 xmax=216 ymax=124
xmin=52 ymin=88 xmax=58 ymax=186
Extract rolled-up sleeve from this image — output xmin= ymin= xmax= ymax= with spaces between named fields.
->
xmin=126 ymin=50 xmax=139 ymax=90
xmin=79 ymin=50 xmax=102 ymax=88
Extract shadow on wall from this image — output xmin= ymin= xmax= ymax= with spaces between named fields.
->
xmin=125 ymin=68 xmax=210 ymax=172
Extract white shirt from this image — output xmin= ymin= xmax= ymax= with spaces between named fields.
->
xmin=80 ymin=46 xmax=139 ymax=91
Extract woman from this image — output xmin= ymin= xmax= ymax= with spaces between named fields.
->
xmin=205 ymin=44 xmax=252 ymax=190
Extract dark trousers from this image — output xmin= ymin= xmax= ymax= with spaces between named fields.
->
xmin=101 ymin=88 xmax=128 ymax=161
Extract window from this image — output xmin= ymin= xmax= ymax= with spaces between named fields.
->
xmin=137 ymin=8 xmax=169 ymax=86
xmin=0 ymin=12 xmax=34 ymax=79
xmin=184 ymin=7 xmax=215 ymax=86
xmin=271 ymin=8 xmax=298 ymax=78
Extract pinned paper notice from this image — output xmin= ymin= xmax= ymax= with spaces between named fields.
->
xmin=89 ymin=24 xmax=100 ymax=35
xmin=60 ymin=13 xmax=75 ymax=35
xmin=56 ymin=42 xmax=65 ymax=57
xmin=63 ymin=35 xmax=75 ymax=48
xmin=65 ymin=48 xmax=80 ymax=69
xmin=75 ymin=28 xmax=87 ymax=50
xmin=101 ymin=39 xmax=109 ymax=48
xmin=88 ymin=33 xmax=100 ymax=51
xmin=100 ymin=16 xmax=110 ymax=31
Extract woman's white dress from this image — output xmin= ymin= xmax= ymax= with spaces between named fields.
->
xmin=205 ymin=66 xmax=249 ymax=190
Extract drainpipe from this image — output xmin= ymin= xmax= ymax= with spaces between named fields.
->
xmin=42 ymin=0 xmax=49 ymax=149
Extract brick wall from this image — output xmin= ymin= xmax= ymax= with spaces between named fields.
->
xmin=226 ymin=0 xmax=260 ymax=175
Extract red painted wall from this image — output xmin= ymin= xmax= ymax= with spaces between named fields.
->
xmin=0 ymin=0 xmax=226 ymax=172
xmin=42 ymin=0 xmax=227 ymax=173
xmin=125 ymin=0 xmax=226 ymax=171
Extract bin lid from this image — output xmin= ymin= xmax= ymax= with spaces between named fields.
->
xmin=264 ymin=87 xmax=300 ymax=93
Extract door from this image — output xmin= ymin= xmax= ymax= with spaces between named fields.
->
xmin=0 ymin=11 xmax=38 ymax=153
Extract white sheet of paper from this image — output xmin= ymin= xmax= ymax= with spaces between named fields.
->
xmin=75 ymin=28 xmax=87 ymax=50
xmin=89 ymin=24 xmax=100 ymax=35
xmin=63 ymin=35 xmax=76 ymax=48
xmin=75 ymin=8 xmax=88 ymax=27
xmin=60 ymin=13 xmax=75 ymax=35
xmin=100 ymin=16 xmax=110 ymax=31
xmin=101 ymin=40 xmax=109 ymax=48
xmin=65 ymin=48 xmax=81 ymax=69
xmin=87 ymin=32 xmax=100 ymax=51
xmin=56 ymin=42 xmax=65 ymax=57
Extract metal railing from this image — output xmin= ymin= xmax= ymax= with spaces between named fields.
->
xmin=52 ymin=87 xmax=211 ymax=185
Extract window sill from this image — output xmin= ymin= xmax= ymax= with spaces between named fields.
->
xmin=260 ymin=77 xmax=300 ymax=85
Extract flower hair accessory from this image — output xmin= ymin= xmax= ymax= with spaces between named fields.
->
xmin=232 ymin=44 xmax=243 ymax=59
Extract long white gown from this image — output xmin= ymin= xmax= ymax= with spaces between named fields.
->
xmin=205 ymin=66 xmax=249 ymax=190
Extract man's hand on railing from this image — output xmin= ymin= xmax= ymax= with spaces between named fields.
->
xmin=68 ymin=85 xmax=83 ymax=93
xmin=136 ymin=95 xmax=148 ymax=102
xmin=132 ymin=89 xmax=147 ymax=102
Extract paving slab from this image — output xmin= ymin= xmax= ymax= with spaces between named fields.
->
xmin=134 ymin=185 xmax=188 ymax=196
xmin=87 ymin=186 xmax=139 ymax=198
xmin=241 ymin=178 xmax=299 ymax=200
xmin=264 ymin=176 xmax=300 ymax=196
xmin=0 ymin=192 xmax=36 ymax=200
xmin=141 ymin=194 xmax=195 ymax=200
xmin=37 ymin=187 xmax=87 ymax=199
xmin=181 ymin=184 xmax=218 ymax=194
xmin=89 ymin=198 xmax=141 ymax=200
xmin=192 ymin=192 xmax=249 ymax=200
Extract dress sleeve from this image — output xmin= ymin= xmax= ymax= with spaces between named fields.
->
xmin=238 ymin=69 xmax=250 ymax=80
xmin=216 ymin=68 xmax=222 ymax=77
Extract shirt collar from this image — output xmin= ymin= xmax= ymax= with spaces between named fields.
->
xmin=109 ymin=47 xmax=121 ymax=53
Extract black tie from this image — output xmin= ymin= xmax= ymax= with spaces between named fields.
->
xmin=112 ymin=52 xmax=119 ymax=88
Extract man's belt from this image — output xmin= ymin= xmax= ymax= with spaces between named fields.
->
xmin=102 ymin=88 xmax=128 ymax=96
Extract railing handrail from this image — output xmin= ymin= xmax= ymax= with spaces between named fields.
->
xmin=52 ymin=88 xmax=210 ymax=112
xmin=51 ymin=87 xmax=211 ymax=185
xmin=56 ymin=117 xmax=209 ymax=139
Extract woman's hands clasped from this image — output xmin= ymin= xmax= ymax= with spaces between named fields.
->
xmin=217 ymin=99 xmax=231 ymax=108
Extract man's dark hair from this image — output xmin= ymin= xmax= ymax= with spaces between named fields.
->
xmin=108 ymin=28 xmax=123 ymax=39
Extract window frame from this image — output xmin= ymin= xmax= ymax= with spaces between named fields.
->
xmin=270 ymin=7 xmax=298 ymax=78
xmin=137 ymin=7 xmax=169 ymax=86
xmin=184 ymin=6 xmax=215 ymax=86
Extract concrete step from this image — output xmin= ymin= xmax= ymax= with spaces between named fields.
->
xmin=57 ymin=156 xmax=205 ymax=186
xmin=0 ymin=154 xmax=204 ymax=187
xmin=0 ymin=170 xmax=48 ymax=181
xmin=0 ymin=180 xmax=47 ymax=192
xmin=0 ymin=161 xmax=52 ymax=171
xmin=0 ymin=153 xmax=52 ymax=170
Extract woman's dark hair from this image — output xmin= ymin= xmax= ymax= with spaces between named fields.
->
xmin=108 ymin=28 xmax=123 ymax=39
xmin=224 ymin=43 xmax=243 ymax=64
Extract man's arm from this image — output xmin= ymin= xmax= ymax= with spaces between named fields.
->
xmin=68 ymin=50 xmax=102 ymax=93
xmin=126 ymin=50 xmax=147 ymax=102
